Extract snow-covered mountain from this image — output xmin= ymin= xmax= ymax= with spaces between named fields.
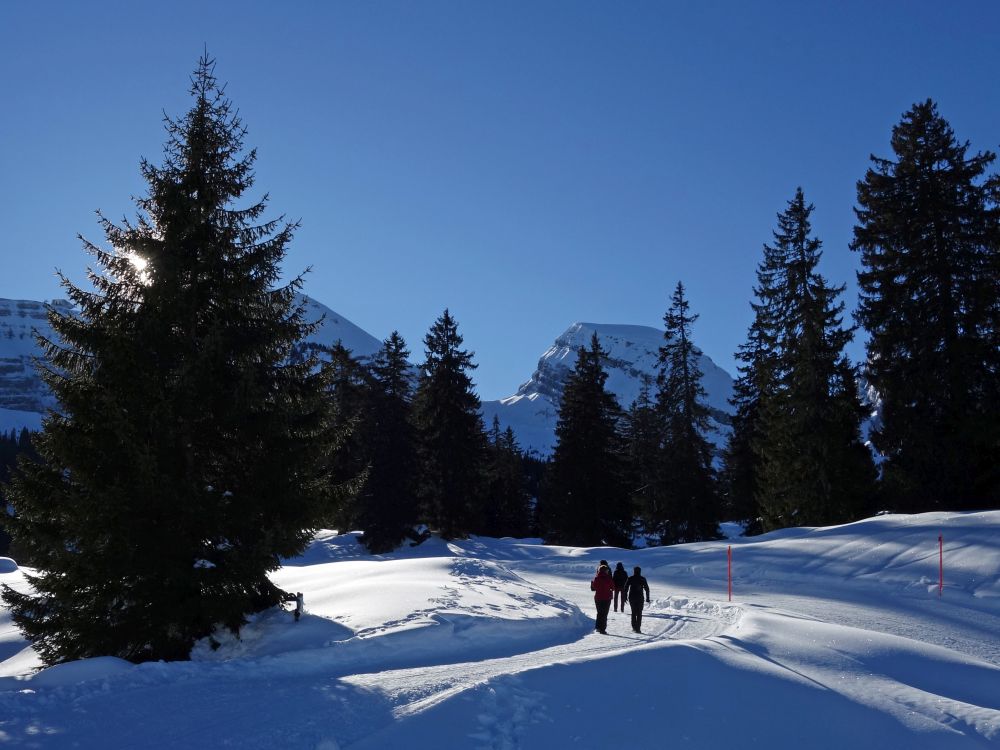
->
xmin=482 ymin=322 xmax=734 ymax=456
xmin=1 ymin=300 xmax=735 ymax=454
xmin=0 ymin=295 xmax=383 ymax=433
xmin=296 ymin=294 xmax=383 ymax=360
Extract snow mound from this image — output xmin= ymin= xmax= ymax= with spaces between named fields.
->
xmin=29 ymin=656 xmax=134 ymax=688
xmin=0 ymin=558 xmax=17 ymax=574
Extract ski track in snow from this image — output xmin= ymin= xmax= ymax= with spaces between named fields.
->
xmin=338 ymin=587 xmax=739 ymax=750
xmin=344 ymin=590 xmax=737 ymax=720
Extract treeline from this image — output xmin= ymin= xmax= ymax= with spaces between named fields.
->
xmin=557 ymin=99 xmax=1000 ymax=541
xmin=540 ymin=284 xmax=722 ymax=548
xmin=724 ymin=100 xmax=999 ymax=530
xmin=316 ymin=314 xmax=537 ymax=553
xmin=0 ymin=54 xmax=996 ymax=667
xmin=0 ymin=429 xmax=35 ymax=556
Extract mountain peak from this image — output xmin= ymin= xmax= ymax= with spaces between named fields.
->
xmin=484 ymin=321 xmax=734 ymax=456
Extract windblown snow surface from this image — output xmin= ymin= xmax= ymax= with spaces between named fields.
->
xmin=1 ymin=512 xmax=999 ymax=748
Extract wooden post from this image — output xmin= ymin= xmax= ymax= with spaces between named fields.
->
xmin=727 ymin=545 xmax=732 ymax=602
xmin=938 ymin=534 xmax=943 ymax=597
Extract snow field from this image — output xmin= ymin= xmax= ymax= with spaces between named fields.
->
xmin=0 ymin=512 xmax=998 ymax=748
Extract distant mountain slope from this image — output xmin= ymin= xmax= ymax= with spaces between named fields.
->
xmin=0 ymin=294 xmax=383 ymax=433
xmin=481 ymin=322 xmax=734 ymax=456
xmin=0 ymin=299 xmax=73 ymax=419
xmin=1 ymin=299 xmax=735 ymax=453
xmin=297 ymin=295 xmax=383 ymax=359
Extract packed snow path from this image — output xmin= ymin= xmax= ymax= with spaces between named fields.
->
xmin=344 ymin=591 xmax=738 ymax=722
xmin=2 ymin=512 xmax=999 ymax=748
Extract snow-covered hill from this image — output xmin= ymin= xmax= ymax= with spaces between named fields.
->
xmin=482 ymin=322 xmax=734 ymax=456
xmin=0 ymin=295 xmax=382 ymax=433
xmin=2 ymin=511 xmax=998 ymax=748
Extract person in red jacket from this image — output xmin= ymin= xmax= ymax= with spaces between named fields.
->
xmin=590 ymin=563 xmax=615 ymax=634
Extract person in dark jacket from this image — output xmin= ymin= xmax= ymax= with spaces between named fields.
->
xmin=590 ymin=564 xmax=615 ymax=634
xmin=612 ymin=562 xmax=629 ymax=612
xmin=623 ymin=566 xmax=651 ymax=633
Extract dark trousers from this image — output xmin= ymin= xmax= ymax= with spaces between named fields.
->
xmin=595 ymin=599 xmax=612 ymax=632
xmin=630 ymin=600 xmax=644 ymax=632
xmin=614 ymin=588 xmax=625 ymax=611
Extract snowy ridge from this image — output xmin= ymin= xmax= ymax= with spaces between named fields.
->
xmin=0 ymin=294 xmax=382 ymax=433
xmin=482 ymin=321 xmax=735 ymax=456
xmin=2 ymin=511 xmax=999 ymax=748
xmin=296 ymin=295 xmax=383 ymax=361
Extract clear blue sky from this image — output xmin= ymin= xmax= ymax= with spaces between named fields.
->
xmin=2 ymin=1 xmax=998 ymax=400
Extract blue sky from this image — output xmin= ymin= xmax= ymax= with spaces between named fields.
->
xmin=2 ymin=1 xmax=998 ymax=400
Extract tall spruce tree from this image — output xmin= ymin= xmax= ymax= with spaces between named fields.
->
xmin=541 ymin=333 xmax=630 ymax=547
xmin=852 ymin=101 xmax=1000 ymax=511
xmin=755 ymin=189 xmax=875 ymax=529
xmin=1 ymin=56 xmax=338 ymax=665
xmin=411 ymin=310 xmax=488 ymax=538
xmin=357 ymin=332 xmax=419 ymax=553
xmin=657 ymin=283 xmax=720 ymax=543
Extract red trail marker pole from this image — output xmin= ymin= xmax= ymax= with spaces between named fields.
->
xmin=727 ymin=545 xmax=732 ymax=602
xmin=939 ymin=533 xmax=943 ymax=597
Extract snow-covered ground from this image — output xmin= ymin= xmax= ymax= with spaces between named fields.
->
xmin=1 ymin=512 xmax=998 ymax=748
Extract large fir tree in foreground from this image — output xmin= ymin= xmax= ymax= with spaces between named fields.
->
xmin=853 ymin=101 xmax=999 ymax=511
xmin=541 ymin=333 xmax=630 ymax=547
xmin=411 ymin=310 xmax=488 ymax=539
xmin=1 ymin=56 xmax=338 ymax=664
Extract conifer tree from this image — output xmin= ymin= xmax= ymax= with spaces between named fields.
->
xmin=323 ymin=342 xmax=371 ymax=530
xmin=541 ymin=333 xmax=630 ymax=547
xmin=357 ymin=332 xmax=419 ymax=552
xmin=411 ymin=310 xmax=488 ymax=538
xmin=852 ymin=101 xmax=1000 ymax=511
xmin=657 ymin=283 xmax=720 ymax=543
xmin=482 ymin=417 xmax=532 ymax=538
xmin=720 ymin=329 xmax=772 ymax=532
xmin=623 ymin=380 xmax=666 ymax=540
xmin=1 ymin=56 xmax=338 ymax=664
xmin=755 ymin=190 xmax=875 ymax=528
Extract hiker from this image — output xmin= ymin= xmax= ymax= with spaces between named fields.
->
xmin=623 ymin=566 xmax=650 ymax=633
xmin=590 ymin=563 xmax=615 ymax=634
xmin=612 ymin=562 xmax=629 ymax=612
